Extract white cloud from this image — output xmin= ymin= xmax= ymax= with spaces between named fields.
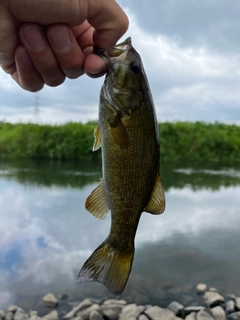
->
xmin=1 ymin=3 xmax=240 ymax=124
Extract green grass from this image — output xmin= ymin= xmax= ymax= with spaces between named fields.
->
xmin=0 ymin=121 xmax=240 ymax=162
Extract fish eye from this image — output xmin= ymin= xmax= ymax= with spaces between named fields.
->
xmin=130 ymin=62 xmax=141 ymax=74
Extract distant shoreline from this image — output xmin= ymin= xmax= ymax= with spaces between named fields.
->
xmin=0 ymin=121 xmax=240 ymax=162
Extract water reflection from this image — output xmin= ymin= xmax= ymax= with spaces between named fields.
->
xmin=0 ymin=160 xmax=240 ymax=311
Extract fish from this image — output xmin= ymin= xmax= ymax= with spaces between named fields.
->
xmin=77 ymin=37 xmax=165 ymax=296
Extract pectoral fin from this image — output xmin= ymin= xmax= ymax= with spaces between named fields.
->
xmin=108 ymin=114 xmax=128 ymax=148
xmin=92 ymin=124 xmax=101 ymax=151
xmin=145 ymin=173 xmax=165 ymax=214
xmin=85 ymin=179 xmax=109 ymax=219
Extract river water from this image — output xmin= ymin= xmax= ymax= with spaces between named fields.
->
xmin=0 ymin=159 xmax=240 ymax=311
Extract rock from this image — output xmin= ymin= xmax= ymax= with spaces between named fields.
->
xmin=236 ymin=298 xmax=240 ymax=310
xmin=76 ymin=304 xmax=102 ymax=320
xmin=14 ymin=308 xmax=28 ymax=320
xmin=89 ymin=311 xmax=103 ymax=320
xmin=185 ymin=312 xmax=197 ymax=320
xmin=8 ymin=306 xmax=18 ymax=314
xmin=167 ymin=301 xmax=184 ymax=316
xmin=226 ymin=300 xmax=236 ymax=314
xmin=139 ymin=315 xmax=149 ymax=320
xmin=119 ymin=304 xmax=145 ymax=320
xmin=184 ymin=307 xmax=206 ymax=315
xmin=103 ymin=299 xmax=127 ymax=306
xmin=228 ymin=312 xmax=240 ymax=320
xmin=58 ymin=294 xmax=69 ymax=300
xmin=29 ymin=311 xmax=38 ymax=317
xmin=209 ymin=288 xmax=219 ymax=293
xmin=144 ymin=306 xmax=175 ymax=320
xmin=28 ymin=315 xmax=39 ymax=320
xmin=101 ymin=304 xmax=122 ymax=320
xmin=42 ymin=293 xmax=58 ymax=308
xmin=43 ymin=310 xmax=58 ymax=320
xmin=0 ymin=310 xmax=5 ymax=319
xmin=210 ymin=306 xmax=226 ymax=320
xmin=71 ymin=317 xmax=84 ymax=320
xmin=63 ymin=299 xmax=92 ymax=319
xmin=203 ymin=291 xmax=224 ymax=307
xmin=5 ymin=312 xmax=14 ymax=320
xmin=196 ymin=310 xmax=214 ymax=320
xmin=227 ymin=295 xmax=237 ymax=301
xmin=197 ymin=284 xmax=208 ymax=294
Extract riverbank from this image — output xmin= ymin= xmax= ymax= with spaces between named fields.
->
xmin=0 ymin=121 xmax=240 ymax=162
xmin=1 ymin=284 xmax=240 ymax=320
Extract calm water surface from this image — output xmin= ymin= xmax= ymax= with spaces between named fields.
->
xmin=0 ymin=159 xmax=240 ymax=312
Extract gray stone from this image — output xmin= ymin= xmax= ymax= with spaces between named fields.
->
xmin=28 ymin=315 xmax=39 ymax=320
xmin=236 ymin=298 xmax=240 ymax=311
xmin=203 ymin=291 xmax=224 ymax=307
xmin=119 ymin=304 xmax=145 ymax=320
xmin=139 ymin=315 xmax=149 ymax=320
xmin=210 ymin=306 xmax=226 ymax=320
xmin=145 ymin=306 xmax=175 ymax=320
xmin=71 ymin=317 xmax=84 ymax=320
xmin=209 ymin=288 xmax=219 ymax=293
xmin=101 ymin=304 xmax=122 ymax=320
xmin=5 ymin=312 xmax=14 ymax=320
xmin=58 ymin=294 xmax=68 ymax=300
xmin=76 ymin=304 xmax=102 ymax=320
xmin=103 ymin=299 xmax=127 ymax=306
xmin=43 ymin=310 xmax=58 ymax=320
xmin=184 ymin=307 xmax=206 ymax=315
xmin=185 ymin=312 xmax=197 ymax=320
xmin=63 ymin=299 xmax=92 ymax=319
xmin=196 ymin=310 xmax=214 ymax=320
xmin=167 ymin=301 xmax=184 ymax=316
xmin=89 ymin=310 xmax=103 ymax=320
xmin=8 ymin=306 xmax=18 ymax=314
xmin=42 ymin=293 xmax=58 ymax=308
xmin=228 ymin=312 xmax=240 ymax=320
xmin=29 ymin=311 xmax=38 ymax=317
xmin=0 ymin=310 xmax=5 ymax=319
xmin=197 ymin=284 xmax=208 ymax=294
xmin=226 ymin=300 xmax=235 ymax=314
xmin=14 ymin=308 xmax=28 ymax=320
xmin=228 ymin=295 xmax=237 ymax=301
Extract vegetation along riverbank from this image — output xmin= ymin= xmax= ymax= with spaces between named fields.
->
xmin=0 ymin=121 xmax=239 ymax=162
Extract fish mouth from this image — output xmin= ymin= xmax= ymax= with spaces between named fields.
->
xmin=94 ymin=37 xmax=132 ymax=60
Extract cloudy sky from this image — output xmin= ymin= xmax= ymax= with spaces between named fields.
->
xmin=1 ymin=0 xmax=240 ymax=124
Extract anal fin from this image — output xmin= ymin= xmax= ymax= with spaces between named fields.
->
xmin=85 ymin=179 xmax=109 ymax=219
xmin=145 ymin=172 xmax=166 ymax=214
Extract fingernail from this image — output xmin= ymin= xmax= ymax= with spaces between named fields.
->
xmin=87 ymin=68 xmax=105 ymax=78
xmin=49 ymin=26 xmax=72 ymax=52
xmin=23 ymin=25 xmax=46 ymax=52
xmin=19 ymin=49 xmax=33 ymax=68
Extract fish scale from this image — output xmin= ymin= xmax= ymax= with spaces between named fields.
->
xmin=78 ymin=37 xmax=165 ymax=296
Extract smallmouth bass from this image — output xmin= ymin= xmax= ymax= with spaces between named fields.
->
xmin=77 ymin=37 xmax=165 ymax=295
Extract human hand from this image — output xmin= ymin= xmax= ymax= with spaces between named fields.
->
xmin=0 ymin=0 xmax=128 ymax=92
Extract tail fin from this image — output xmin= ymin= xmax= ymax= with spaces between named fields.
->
xmin=77 ymin=240 xmax=134 ymax=296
